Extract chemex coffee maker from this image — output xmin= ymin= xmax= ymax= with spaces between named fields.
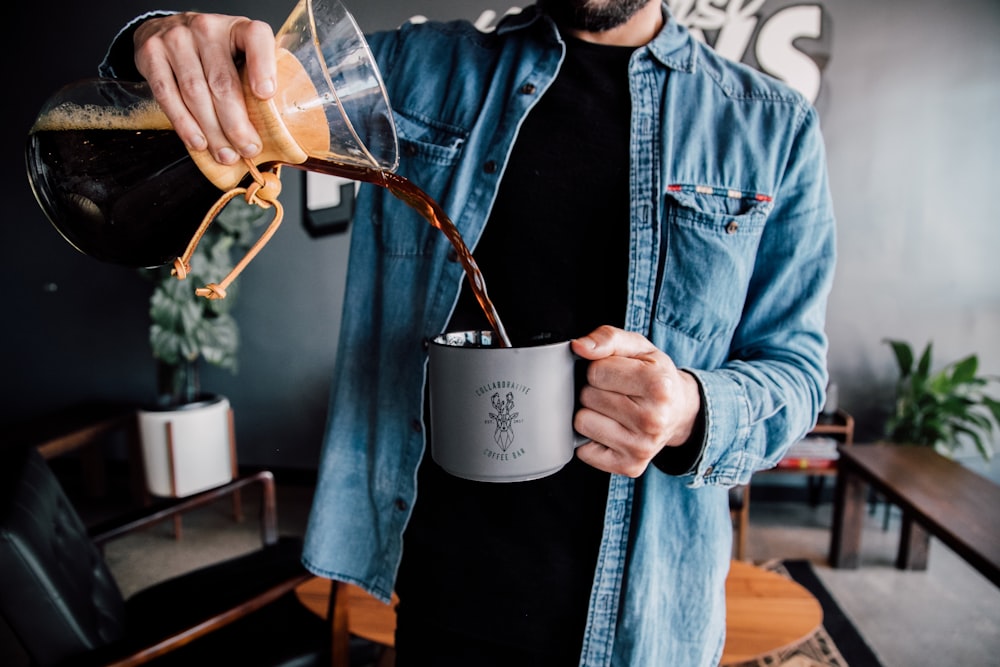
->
xmin=25 ymin=0 xmax=397 ymax=299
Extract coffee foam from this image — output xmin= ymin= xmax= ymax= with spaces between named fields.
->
xmin=32 ymin=100 xmax=172 ymax=132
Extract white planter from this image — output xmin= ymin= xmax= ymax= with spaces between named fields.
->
xmin=138 ymin=395 xmax=235 ymax=497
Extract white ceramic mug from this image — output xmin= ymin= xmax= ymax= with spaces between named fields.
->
xmin=427 ymin=330 xmax=588 ymax=482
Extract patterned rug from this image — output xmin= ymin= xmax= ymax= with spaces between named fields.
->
xmin=730 ymin=560 xmax=884 ymax=667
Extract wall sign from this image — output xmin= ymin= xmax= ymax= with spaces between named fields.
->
xmin=667 ymin=0 xmax=831 ymax=104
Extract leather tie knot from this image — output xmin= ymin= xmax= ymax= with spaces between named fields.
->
xmin=169 ymin=160 xmax=286 ymax=300
xmin=195 ymin=283 xmax=228 ymax=300
xmin=171 ymin=258 xmax=190 ymax=280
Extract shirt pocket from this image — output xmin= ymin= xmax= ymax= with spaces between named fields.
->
xmin=653 ymin=187 xmax=773 ymax=345
xmin=375 ymin=110 xmax=468 ymax=257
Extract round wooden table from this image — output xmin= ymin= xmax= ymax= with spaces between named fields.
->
xmin=297 ymin=559 xmax=822 ymax=665
xmin=721 ymin=560 xmax=823 ymax=664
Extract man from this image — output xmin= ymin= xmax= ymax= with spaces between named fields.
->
xmin=103 ymin=1 xmax=835 ymax=664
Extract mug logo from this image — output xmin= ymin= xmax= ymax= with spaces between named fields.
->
xmin=487 ymin=392 xmax=520 ymax=451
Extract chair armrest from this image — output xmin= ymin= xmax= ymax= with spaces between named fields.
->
xmin=54 ymin=537 xmax=316 ymax=667
xmin=88 ymin=470 xmax=277 ymax=547
xmin=104 ymin=571 xmax=313 ymax=667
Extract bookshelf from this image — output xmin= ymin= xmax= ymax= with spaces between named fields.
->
xmin=759 ymin=409 xmax=854 ymax=504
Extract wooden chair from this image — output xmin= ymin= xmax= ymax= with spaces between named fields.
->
xmin=296 ymin=577 xmax=397 ymax=667
xmin=729 ymin=484 xmax=751 ymax=561
xmin=0 ymin=447 xmax=328 ymax=666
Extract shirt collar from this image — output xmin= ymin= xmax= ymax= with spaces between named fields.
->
xmin=496 ymin=3 xmax=696 ymax=73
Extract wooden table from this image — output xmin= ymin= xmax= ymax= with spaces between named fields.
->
xmin=829 ymin=443 xmax=1000 ymax=586
xmin=297 ymin=560 xmax=823 ymax=666
xmin=720 ymin=559 xmax=823 ymax=664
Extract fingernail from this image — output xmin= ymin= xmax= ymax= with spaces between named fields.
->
xmin=259 ymin=79 xmax=275 ymax=96
xmin=217 ymin=147 xmax=239 ymax=164
xmin=577 ymin=336 xmax=597 ymax=349
xmin=242 ymin=143 xmax=261 ymax=157
xmin=189 ymin=134 xmax=208 ymax=151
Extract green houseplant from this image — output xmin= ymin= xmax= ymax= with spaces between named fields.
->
xmin=884 ymin=339 xmax=1000 ymax=461
xmin=138 ymin=198 xmax=270 ymax=497
xmin=146 ymin=199 xmax=270 ymax=407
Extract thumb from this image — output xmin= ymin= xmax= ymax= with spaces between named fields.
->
xmin=571 ymin=325 xmax=658 ymax=361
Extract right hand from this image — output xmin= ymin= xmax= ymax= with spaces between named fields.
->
xmin=133 ymin=13 xmax=278 ymax=166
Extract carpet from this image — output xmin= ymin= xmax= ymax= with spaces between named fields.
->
xmin=730 ymin=560 xmax=884 ymax=667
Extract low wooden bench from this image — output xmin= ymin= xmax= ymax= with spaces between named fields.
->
xmin=829 ymin=443 xmax=1000 ymax=587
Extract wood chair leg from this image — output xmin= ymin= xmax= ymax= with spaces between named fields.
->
xmin=329 ymin=581 xmax=351 ymax=667
xmin=227 ymin=409 xmax=244 ymax=524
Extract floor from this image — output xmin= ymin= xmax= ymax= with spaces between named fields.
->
xmin=747 ymin=496 xmax=1000 ymax=666
xmin=81 ymin=473 xmax=1000 ymax=667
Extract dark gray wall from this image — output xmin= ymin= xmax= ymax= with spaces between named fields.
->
xmin=5 ymin=0 xmax=999 ymax=471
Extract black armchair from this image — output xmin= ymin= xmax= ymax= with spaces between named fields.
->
xmin=0 ymin=447 xmax=329 ymax=667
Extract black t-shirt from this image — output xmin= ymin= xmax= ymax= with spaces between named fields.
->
xmin=396 ymin=37 xmax=635 ymax=661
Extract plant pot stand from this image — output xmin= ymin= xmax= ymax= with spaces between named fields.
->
xmin=137 ymin=395 xmax=242 ymax=538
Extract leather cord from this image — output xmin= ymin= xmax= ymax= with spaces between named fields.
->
xmin=172 ymin=160 xmax=285 ymax=300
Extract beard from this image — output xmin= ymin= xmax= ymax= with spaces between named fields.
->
xmin=538 ymin=0 xmax=653 ymax=32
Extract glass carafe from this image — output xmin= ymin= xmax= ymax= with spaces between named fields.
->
xmin=25 ymin=0 xmax=397 ymax=269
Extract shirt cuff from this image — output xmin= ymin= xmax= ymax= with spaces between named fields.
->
xmin=651 ymin=379 xmax=707 ymax=476
xmin=98 ymin=11 xmax=177 ymax=80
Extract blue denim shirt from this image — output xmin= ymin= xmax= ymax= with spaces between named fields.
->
xmin=104 ymin=5 xmax=834 ymax=665
xmin=299 ymin=6 xmax=834 ymax=666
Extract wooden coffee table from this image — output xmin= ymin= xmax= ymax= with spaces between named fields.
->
xmin=829 ymin=443 xmax=1000 ymax=585
xmin=297 ymin=560 xmax=822 ymax=666
xmin=721 ymin=559 xmax=823 ymax=664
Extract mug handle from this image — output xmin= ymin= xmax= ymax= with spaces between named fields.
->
xmin=573 ymin=354 xmax=591 ymax=448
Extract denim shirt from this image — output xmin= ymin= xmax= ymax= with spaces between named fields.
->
xmin=300 ymin=6 xmax=834 ymax=666
xmin=104 ymin=5 xmax=834 ymax=665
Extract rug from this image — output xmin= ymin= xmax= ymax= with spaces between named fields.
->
xmin=730 ymin=560 xmax=884 ymax=667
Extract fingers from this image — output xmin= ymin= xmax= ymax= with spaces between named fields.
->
xmin=570 ymin=325 xmax=701 ymax=477
xmin=576 ymin=441 xmax=650 ymax=479
xmin=134 ymin=13 xmax=276 ymax=165
xmin=572 ymin=324 xmax=659 ymax=361
xmin=235 ymin=18 xmax=279 ymax=99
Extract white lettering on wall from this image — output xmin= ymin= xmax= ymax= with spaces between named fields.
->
xmin=668 ymin=0 xmax=828 ymax=103
xmin=755 ymin=4 xmax=823 ymax=103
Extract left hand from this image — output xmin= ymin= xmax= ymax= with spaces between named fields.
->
xmin=571 ymin=325 xmax=701 ymax=477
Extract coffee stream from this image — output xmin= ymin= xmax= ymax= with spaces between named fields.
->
xmin=29 ymin=102 xmax=511 ymax=347
xmin=299 ymin=160 xmax=512 ymax=348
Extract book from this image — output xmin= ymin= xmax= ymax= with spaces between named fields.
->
xmin=778 ymin=436 xmax=840 ymax=468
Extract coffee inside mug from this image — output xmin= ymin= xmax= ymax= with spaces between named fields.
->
xmin=428 ymin=330 xmax=587 ymax=482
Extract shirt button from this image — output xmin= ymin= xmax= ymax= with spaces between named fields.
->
xmin=703 ymin=465 xmax=714 ymax=477
xmin=403 ymin=142 xmax=418 ymax=157
xmin=447 ymin=248 xmax=459 ymax=262
xmin=395 ymin=498 xmax=408 ymax=511
xmin=520 ymin=83 xmax=536 ymax=95
xmin=411 ymin=419 xmax=423 ymax=433
xmin=483 ymin=160 xmax=498 ymax=174
xmin=725 ymin=221 xmax=739 ymax=234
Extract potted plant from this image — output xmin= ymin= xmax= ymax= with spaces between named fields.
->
xmin=137 ymin=200 xmax=269 ymax=497
xmin=884 ymin=339 xmax=1000 ymax=461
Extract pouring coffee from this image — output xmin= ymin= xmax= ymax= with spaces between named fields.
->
xmin=26 ymin=0 xmax=510 ymax=343
xmin=25 ymin=0 xmax=396 ymax=271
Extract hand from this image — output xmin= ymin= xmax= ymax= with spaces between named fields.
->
xmin=133 ymin=13 xmax=278 ymax=166
xmin=571 ymin=325 xmax=701 ymax=478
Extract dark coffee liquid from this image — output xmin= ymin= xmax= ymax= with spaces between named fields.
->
xmin=27 ymin=127 xmax=223 ymax=268
xmin=300 ymin=158 xmax=511 ymax=347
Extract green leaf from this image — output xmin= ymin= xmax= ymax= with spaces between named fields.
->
xmin=951 ymin=355 xmax=979 ymax=385
xmin=915 ymin=342 xmax=933 ymax=380
xmin=885 ymin=339 xmax=914 ymax=378
xmin=885 ymin=339 xmax=999 ymax=461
